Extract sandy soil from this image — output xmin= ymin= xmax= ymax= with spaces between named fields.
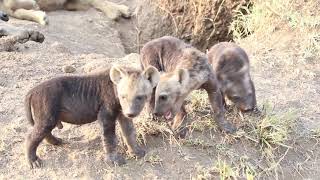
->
xmin=0 ymin=2 xmax=320 ymax=180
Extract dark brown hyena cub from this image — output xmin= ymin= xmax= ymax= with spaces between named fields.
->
xmin=24 ymin=65 xmax=160 ymax=168
xmin=207 ymin=42 xmax=257 ymax=112
xmin=140 ymin=36 xmax=236 ymax=137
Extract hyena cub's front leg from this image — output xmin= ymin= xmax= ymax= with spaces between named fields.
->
xmin=99 ymin=110 xmax=126 ymax=165
xmin=203 ymin=77 xmax=236 ymax=133
xmin=118 ymin=114 xmax=145 ymax=158
xmin=170 ymin=105 xmax=188 ymax=138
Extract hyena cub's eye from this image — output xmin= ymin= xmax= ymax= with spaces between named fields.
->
xmin=136 ymin=95 xmax=145 ymax=101
xmin=120 ymin=94 xmax=127 ymax=99
xmin=231 ymin=95 xmax=241 ymax=101
xmin=159 ymin=94 xmax=168 ymax=101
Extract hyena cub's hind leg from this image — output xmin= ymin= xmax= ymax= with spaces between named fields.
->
xmin=45 ymin=132 xmax=63 ymax=145
xmin=90 ymin=0 xmax=131 ymax=20
xmin=45 ymin=121 xmax=63 ymax=145
xmin=26 ymin=123 xmax=56 ymax=168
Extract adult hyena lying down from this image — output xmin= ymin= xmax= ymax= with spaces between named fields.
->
xmin=207 ymin=42 xmax=257 ymax=112
xmin=24 ymin=65 xmax=160 ymax=168
xmin=0 ymin=10 xmax=44 ymax=51
xmin=0 ymin=0 xmax=130 ymax=25
xmin=140 ymin=36 xmax=236 ymax=136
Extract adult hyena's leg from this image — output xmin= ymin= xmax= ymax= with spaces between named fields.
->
xmin=90 ymin=0 xmax=130 ymax=20
xmin=11 ymin=9 xmax=48 ymax=25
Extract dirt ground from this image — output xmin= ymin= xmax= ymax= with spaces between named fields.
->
xmin=1 ymin=1 xmax=320 ymax=180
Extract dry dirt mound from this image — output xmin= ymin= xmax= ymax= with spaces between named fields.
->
xmin=136 ymin=0 xmax=250 ymax=51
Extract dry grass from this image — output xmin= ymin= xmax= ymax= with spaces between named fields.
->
xmin=132 ymin=88 xmax=297 ymax=178
xmin=153 ymin=0 xmax=217 ymax=40
xmin=193 ymin=157 xmax=257 ymax=180
xmin=148 ymin=0 xmax=249 ymax=50
xmin=230 ymin=0 xmax=320 ymax=57
xmin=145 ymin=152 xmax=163 ymax=167
xmin=193 ymin=159 xmax=237 ymax=180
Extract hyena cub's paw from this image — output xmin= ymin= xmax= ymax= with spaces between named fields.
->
xmin=106 ymin=153 xmax=126 ymax=166
xmin=175 ymin=127 xmax=188 ymax=139
xmin=28 ymin=156 xmax=43 ymax=169
xmin=45 ymin=136 xmax=63 ymax=146
xmin=218 ymin=121 xmax=237 ymax=134
xmin=130 ymin=147 xmax=146 ymax=159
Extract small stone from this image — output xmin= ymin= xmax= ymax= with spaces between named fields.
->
xmin=122 ymin=53 xmax=140 ymax=62
xmin=51 ymin=42 xmax=70 ymax=53
xmin=63 ymin=65 xmax=76 ymax=73
xmin=82 ymin=60 xmax=110 ymax=73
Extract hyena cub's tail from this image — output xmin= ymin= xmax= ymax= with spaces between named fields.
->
xmin=24 ymin=93 xmax=34 ymax=126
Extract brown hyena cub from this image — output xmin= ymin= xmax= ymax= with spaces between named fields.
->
xmin=140 ymin=36 xmax=236 ymax=137
xmin=207 ymin=42 xmax=257 ymax=112
xmin=24 ymin=65 xmax=160 ymax=168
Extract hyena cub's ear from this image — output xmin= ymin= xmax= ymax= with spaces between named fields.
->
xmin=110 ymin=66 xmax=127 ymax=84
xmin=143 ymin=66 xmax=160 ymax=88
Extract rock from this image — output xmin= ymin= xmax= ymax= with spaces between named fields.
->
xmin=123 ymin=53 xmax=140 ymax=62
xmin=122 ymin=53 xmax=141 ymax=69
xmin=63 ymin=65 xmax=76 ymax=73
xmin=51 ymin=42 xmax=70 ymax=53
xmin=82 ymin=60 xmax=110 ymax=73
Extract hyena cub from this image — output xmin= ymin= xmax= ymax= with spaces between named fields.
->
xmin=141 ymin=36 xmax=236 ymax=137
xmin=24 ymin=65 xmax=160 ymax=168
xmin=207 ymin=42 xmax=257 ymax=112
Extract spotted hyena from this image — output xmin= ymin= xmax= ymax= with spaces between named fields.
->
xmin=0 ymin=0 xmax=130 ymax=25
xmin=140 ymin=36 xmax=236 ymax=137
xmin=24 ymin=65 xmax=160 ymax=168
xmin=207 ymin=42 xmax=257 ymax=112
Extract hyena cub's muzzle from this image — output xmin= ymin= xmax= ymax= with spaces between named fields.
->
xmin=123 ymin=96 xmax=148 ymax=118
xmin=153 ymin=93 xmax=179 ymax=121
xmin=237 ymin=95 xmax=256 ymax=112
xmin=0 ymin=11 xmax=9 ymax=22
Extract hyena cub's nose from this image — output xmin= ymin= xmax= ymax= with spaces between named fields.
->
xmin=153 ymin=111 xmax=161 ymax=117
xmin=241 ymin=105 xmax=254 ymax=112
